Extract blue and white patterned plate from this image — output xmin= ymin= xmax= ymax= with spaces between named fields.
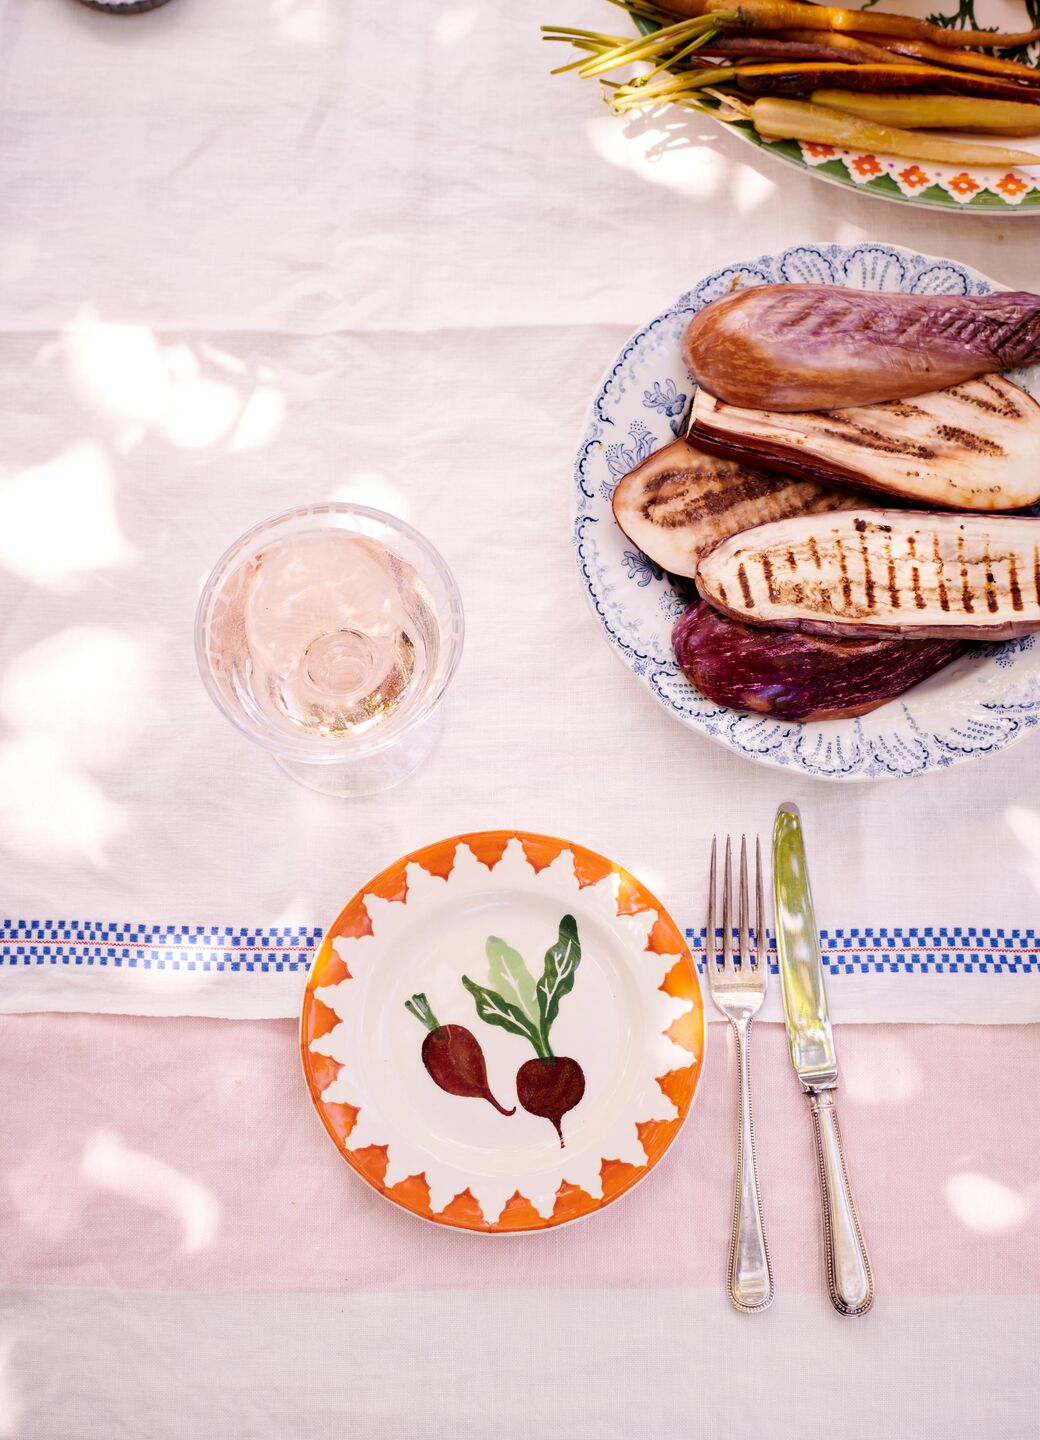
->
xmin=573 ymin=242 xmax=1040 ymax=782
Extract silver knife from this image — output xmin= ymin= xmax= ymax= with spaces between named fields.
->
xmin=773 ymin=802 xmax=874 ymax=1318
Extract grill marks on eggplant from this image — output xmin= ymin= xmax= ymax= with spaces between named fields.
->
xmin=690 ymin=375 xmax=1040 ymax=511
xmin=613 ymin=282 xmax=1040 ymax=714
xmin=696 ymin=511 xmax=1040 ymax=639
xmin=950 ymin=379 xmax=1022 ymax=421
xmin=935 ymin=424 xmax=1002 ymax=456
xmin=610 ymin=435 xmax=857 ymax=578
xmin=1008 ymin=553 xmax=1023 ymax=612
xmin=815 ymin=413 xmax=939 ymax=461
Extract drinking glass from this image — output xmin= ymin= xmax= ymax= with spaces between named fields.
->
xmin=195 ymin=503 xmax=464 ymax=796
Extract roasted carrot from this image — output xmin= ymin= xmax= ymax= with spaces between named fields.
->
xmin=701 ymin=27 xmax=1040 ymax=76
xmin=733 ymin=61 xmax=1040 ymax=104
xmin=750 ymin=95 xmax=1040 ymax=164
xmin=867 ymin=36 xmax=1040 ymax=87
xmin=760 ymin=28 xmax=912 ymax=62
xmin=812 ymin=90 xmax=1040 ymax=136
xmin=697 ymin=32 xmax=900 ymax=62
xmin=660 ymin=0 xmax=1040 ymax=50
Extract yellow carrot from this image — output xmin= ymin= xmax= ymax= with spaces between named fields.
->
xmin=750 ymin=95 xmax=1040 ymax=164
xmin=812 ymin=90 xmax=1040 ymax=137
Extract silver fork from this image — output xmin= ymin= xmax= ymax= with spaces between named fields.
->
xmin=706 ymin=835 xmax=774 ymax=1314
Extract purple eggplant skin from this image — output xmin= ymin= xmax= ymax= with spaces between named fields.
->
xmin=672 ymin=601 xmax=964 ymax=722
xmin=682 ymin=285 xmax=1040 ymax=412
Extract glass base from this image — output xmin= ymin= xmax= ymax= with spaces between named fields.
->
xmin=271 ymin=708 xmax=442 ymax=797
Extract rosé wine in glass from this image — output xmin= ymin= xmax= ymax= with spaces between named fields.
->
xmin=195 ymin=504 xmax=464 ymax=795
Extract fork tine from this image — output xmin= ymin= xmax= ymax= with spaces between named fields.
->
xmin=707 ymin=835 xmax=717 ymax=969
xmin=755 ymin=835 xmax=765 ymax=966
xmin=738 ymin=835 xmax=750 ymax=968
xmin=722 ymin=836 xmax=733 ymax=972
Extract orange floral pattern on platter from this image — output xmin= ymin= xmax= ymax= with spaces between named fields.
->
xmin=795 ymin=140 xmax=1039 ymax=207
xmin=300 ymin=830 xmax=704 ymax=1233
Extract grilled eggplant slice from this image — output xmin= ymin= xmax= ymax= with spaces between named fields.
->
xmin=690 ymin=375 xmax=1040 ymax=511
xmin=673 ymin=600 xmax=963 ymax=720
xmin=696 ymin=510 xmax=1040 ymax=639
xmin=611 ymin=436 xmax=857 ymax=578
xmin=682 ymin=284 xmax=1040 ymax=411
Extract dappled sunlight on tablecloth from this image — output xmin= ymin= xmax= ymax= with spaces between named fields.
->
xmin=732 ymin=162 xmax=776 ymax=216
xmin=62 ymin=311 xmax=286 ymax=453
xmin=229 ymin=385 xmax=287 ymax=453
xmin=0 ymin=626 xmax=158 ymax=867
xmin=583 ymin=107 xmax=816 ymax=218
xmin=1003 ymin=806 xmax=1040 ymax=895
xmin=946 ymin=1171 xmax=1033 ymax=1236
xmin=585 ymin=115 xmax=730 ymax=203
xmin=269 ymin=0 xmax=329 ymax=46
xmin=331 ymin=471 xmax=411 ymax=521
xmin=435 ymin=8 xmax=477 ymax=47
xmin=81 ymin=1129 xmax=222 ymax=1256
xmin=1 ymin=626 xmax=157 ymax=768
xmin=0 ymin=737 xmax=126 ymax=868
xmin=63 ymin=312 xmax=180 ymax=425
xmin=0 ymin=441 xmax=135 ymax=590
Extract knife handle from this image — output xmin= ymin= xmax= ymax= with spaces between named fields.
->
xmin=808 ymin=1090 xmax=874 ymax=1317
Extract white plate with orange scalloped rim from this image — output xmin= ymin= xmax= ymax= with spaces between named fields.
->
xmin=574 ymin=241 xmax=1040 ymax=781
xmin=300 ymin=830 xmax=705 ymax=1232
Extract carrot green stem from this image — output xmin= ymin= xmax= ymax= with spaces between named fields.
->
xmin=635 ymin=25 xmax=724 ymax=83
xmin=577 ymin=13 xmax=731 ymax=73
xmin=612 ymin=66 xmax=736 ymax=110
xmin=542 ymin=12 xmax=736 ymax=82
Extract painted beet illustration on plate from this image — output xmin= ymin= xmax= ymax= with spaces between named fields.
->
xmin=463 ymin=914 xmax=585 ymax=1147
xmin=404 ymin=993 xmax=516 ymax=1116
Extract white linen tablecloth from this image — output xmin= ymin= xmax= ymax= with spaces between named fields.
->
xmin=3 ymin=5 xmax=1040 ymax=1440
xmin=2 ymin=0 xmax=1039 ymax=1021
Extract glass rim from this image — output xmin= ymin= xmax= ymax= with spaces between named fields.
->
xmin=194 ymin=502 xmax=465 ymax=764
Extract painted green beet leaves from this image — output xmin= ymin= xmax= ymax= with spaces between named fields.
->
xmin=405 ymin=914 xmax=586 ymax=1147
xmin=464 ymin=914 xmax=586 ymax=1147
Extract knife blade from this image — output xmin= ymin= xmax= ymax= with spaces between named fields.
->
xmin=773 ymin=801 xmax=874 ymax=1318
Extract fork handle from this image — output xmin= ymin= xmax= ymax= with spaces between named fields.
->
xmin=728 ymin=1019 xmax=773 ymax=1313
xmin=808 ymin=1090 xmax=874 ymax=1317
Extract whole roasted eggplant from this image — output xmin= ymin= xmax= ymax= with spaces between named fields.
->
xmin=673 ymin=600 xmax=962 ymax=721
xmin=696 ymin=509 xmax=1040 ymax=640
xmin=683 ymin=284 xmax=1040 ymax=411
xmin=611 ymin=436 xmax=858 ymax=577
